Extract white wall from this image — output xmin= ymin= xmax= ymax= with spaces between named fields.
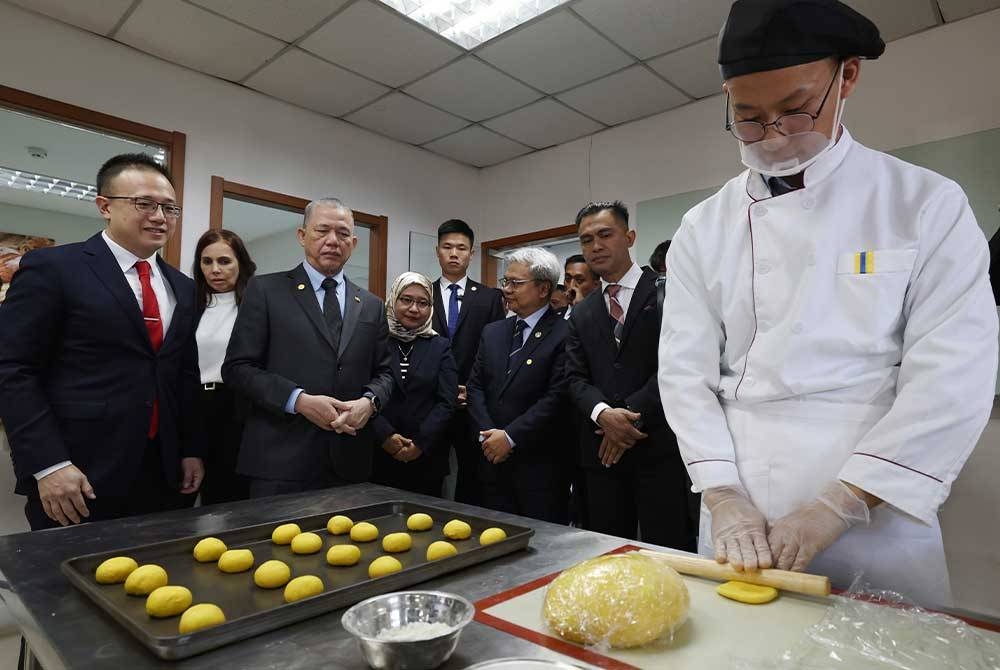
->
xmin=0 ymin=202 xmax=101 ymax=246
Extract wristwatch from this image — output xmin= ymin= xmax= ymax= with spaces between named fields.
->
xmin=362 ymin=391 xmax=380 ymax=416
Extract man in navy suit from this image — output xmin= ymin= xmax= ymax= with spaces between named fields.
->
xmin=0 ymin=153 xmax=203 ymax=530
xmin=467 ymin=247 xmax=570 ymax=523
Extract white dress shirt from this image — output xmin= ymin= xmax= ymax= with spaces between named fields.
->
xmin=590 ymin=262 xmax=643 ymax=424
xmin=438 ymin=275 xmax=468 ymax=323
xmin=196 ymin=291 xmax=237 ymax=384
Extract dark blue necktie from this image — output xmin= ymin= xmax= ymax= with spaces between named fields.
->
xmin=507 ymin=319 xmax=527 ymax=372
xmin=447 ymin=283 xmax=460 ymax=338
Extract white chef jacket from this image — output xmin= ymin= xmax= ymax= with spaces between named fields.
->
xmin=658 ymin=127 xmax=998 ymax=525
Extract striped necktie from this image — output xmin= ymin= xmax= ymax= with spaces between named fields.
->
xmin=606 ymin=283 xmax=624 ymax=348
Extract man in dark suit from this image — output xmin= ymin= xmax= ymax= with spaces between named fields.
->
xmin=223 ymin=198 xmax=393 ymax=498
xmin=430 ymin=219 xmax=505 ymax=505
xmin=0 ymin=153 xmax=203 ymax=530
xmin=565 ymin=201 xmax=696 ymax=551
xmin=467 ymin=247 xmax=570 ymax=523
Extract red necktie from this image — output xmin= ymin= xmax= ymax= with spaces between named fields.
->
xmin=135 ymin=261 xmax=162 ymax=439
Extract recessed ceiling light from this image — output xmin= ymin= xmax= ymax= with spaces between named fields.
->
xmin=0 ymin=166 xmax=96 ymax=204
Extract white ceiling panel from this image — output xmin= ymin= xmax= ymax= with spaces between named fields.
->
xmin=116 ymin=0 xmax=284 ymax=82
xmin=843 ymin=0 xmax=939 ymax=41
xmin=300 ymin=1 xmax=461 ymax=87
xmin=189 ymin=0 xmax=351 ymax=42
xmin=557 ymin=65 xmax=688 ymax=126
xmin=648 ymin=38 xmax=722 ymax=99
xmin=405 ymin=57 xmax=542 ymax=121
xmin=345 ymin=93 xmax=469 ymax=145
xmin=477 ymin=11 xmax=633 ymax=94
xmin=937 ymin=0 xmax=1000 ymax=21
xmin=245 ymin=48 xmax=389 ymax=117
xmin=423 ymin=126 xmax=532 ymax=167
xmin=573 ymin=0 xmax=733 ymax=59
xmin=484 ymin=98 xmax=604 ymax=149
xmin=5 ymin=0 xmax=134 ymax=36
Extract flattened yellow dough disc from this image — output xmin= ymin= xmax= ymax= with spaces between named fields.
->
xmin=716 ymin=580 xmax=779 ymax=604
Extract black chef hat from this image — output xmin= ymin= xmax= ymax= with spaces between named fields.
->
xmin=718 ymin=0 xmax=885 ymax=80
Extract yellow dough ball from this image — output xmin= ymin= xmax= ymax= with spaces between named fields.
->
xmin=426 ymin=541 xmax=457 ymax=562
xmin=326 ymin=544 xmax=362 ymax=567
xmin=124 ymin=564 xmax=168 ymax=596
xmin=271 ymin=523 xmax=301 ymax=545
xmin=178 ymin=603 xmax=226 ymax=634
xmin=406 ymin=513 xmax=433 ymax=531
xmin=543 ymin=554 xmax=689 ymax=649
xmin=382 ymin=532 xmax=412 ymax=553
xmin=95 ymin=556 xmax=138 ymax=584
xmin=284 ymin=575 xmax=323 ymax=603
xmin=217 ymin=549 xmax=254 ymax=574
xmin=254 ymin=560 xmax=291 ymax=589
xmin=327 ymin=515 xmax=354 ymax=535
xmin=350 ymin=522 xmax=379 ymax=543
xmin=443 ymin=519 xmax=471 ymax=540
xmin=291 ymin=532 xmax=323 ymax=555
xmin=479 ymin=528 xmax=507 ymax=546
xmin=368 ymin=556 xmax=403 ymax=578
xmin=192 ymin=538 xmax=227 ymax=563
xmin=146 ymin=586 xmax=193 ymax=618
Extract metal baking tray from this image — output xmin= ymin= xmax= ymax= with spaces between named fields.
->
xmin=61 ymin=500 xmax=533 ymax=660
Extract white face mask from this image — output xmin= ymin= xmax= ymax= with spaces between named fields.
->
xmin=739 ymin=63 xmax=846 ymax=178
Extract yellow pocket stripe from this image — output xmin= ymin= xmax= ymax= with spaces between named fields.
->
xmin=854 ymin=250 xmax=875 ymax=274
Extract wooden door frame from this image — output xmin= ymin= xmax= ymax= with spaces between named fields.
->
xmin=0 ymin=85 xmax=187 ymax=267
xmin=209 ymin=176 xmax=388 ymax=298
xmin=480 ymin=224 xmax=578 ymax=286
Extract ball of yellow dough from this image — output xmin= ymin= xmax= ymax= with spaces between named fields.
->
xmin=326 ymin=544 xmax=362 ymax=567
xmin=284 ymin=575 xmax=323 ymax=603
xmin=254 ymin=560 xmax=291 ymax=589
xmin=124 ymin=564 xmax=168 ymax=596
xmin=543 ymin=554 xmax=690 ymax=649
xmin=327 ymin=515 xmax=354 ymax=535
xmin=271 ymin=523 xmax=301 ymax=545
xmin=178 ymin=603 xmax=226 ymax=634
xmin=406 ymin=513 xmax=433 ymax=531
xmin=350 ymin=522 xmax=379 ymax=543
xmin=217 ymin=549 xmax=254 ymax=574
xmin=368 ymin=556 xmax=403 ymax=578
xmin=192 ymin=537 xmax=227 ymax=563
xmin=146 ymin=586 xmax=193 ymax=618
xmin=479 ymin=528 xmax=507 ymax=546
xmin=382 ymin=532 xmax=412 ymax=553
xmin=426 ymin=541 xmax=457 ymax=562
xmin=95 ymin=556 xmax=138 ymax=584
xmin=443 ymin=519 xmax=471 ymax=540
xmin=291 ymin=532 xmax=323 ymax=555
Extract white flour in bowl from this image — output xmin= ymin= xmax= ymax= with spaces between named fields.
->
xmin=376 ymin=621 xmax=454 ymax=641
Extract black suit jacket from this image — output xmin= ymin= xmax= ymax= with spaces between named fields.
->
xmin=565 ymin=266 xmax=675 ymax=468
xmin=432 ymin=279 xmax=505 ymax=384
xmin=467 ymin=308 xmax=570 ymax=463
xmin=222 ymin=264 xmax=393 ymax=483
xmin=0 ymin=233 xmax=202 ymax=496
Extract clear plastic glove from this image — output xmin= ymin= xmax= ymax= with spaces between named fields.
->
xmin=703 ymin=485 xmax=772 ymax=572
xmin=767 ymin=480 xmax=870 ymax=572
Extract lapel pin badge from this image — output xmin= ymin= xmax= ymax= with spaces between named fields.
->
xmin=297 ymin=283 xmax=305 ymax=290
xmin=526 ymin=359 xmax=533 ymax=365
xmin=534 ymin=331 xmax=542 ymax=338
xmin=470 ymin=285 xmax=477 ymax=291
xmin=354 ymin=295 xmax=361 ymax=302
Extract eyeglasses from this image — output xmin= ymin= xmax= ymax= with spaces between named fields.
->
xmin=498 ymin=277 xmax=535 ymax=289
xmin=725 ymin=65 xmax=840 ymax=143
xmin=104 ymin=196 xmax=182 ymax=219
xmin=397 ymin=296 xmax=431 ymax=310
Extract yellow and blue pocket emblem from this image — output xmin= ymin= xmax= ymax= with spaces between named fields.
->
xmin=853 ymin=250 xmax=874 ymax=274
xmin=837 ymin=248 xmax=917 ymax=275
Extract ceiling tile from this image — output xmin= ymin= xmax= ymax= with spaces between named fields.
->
xmin=423 ymin=126 xmax=533 ymax=167
xmin=300 ymin=1 xmax=461 ymax=87
xmin=648 ymin=39 xmax=722 ymax=99
xmin=245 ymin=48 xmax=389 ymax=117
xmin=189 ymin=0 xmax=351 ymax=42
xmin=5 ymin=0 xmax=134 ymax=36
xmin=557 ymin=65 xmax=688 ymax=126
xmin=345 ymin=93 xmax=469 ymax=145
xmin=934 ymin=0 xmax=1000 ymax=21
xmin=573 ymin=0 xmax=733 ymax=59
xmin=843 ymin=0 xmax=938 ymax=41
xmin=477 ymin=11 xmax=633 ymax=94
xmin=405 ymin=57 xmax=543 ymax=121
xmin=116 ymin=0 xmax=284 ymax=82
xmin=484 ymin=98 xmax=604 ymax=149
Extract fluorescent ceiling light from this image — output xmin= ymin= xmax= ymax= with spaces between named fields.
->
xmin=0 ymin=166 xmax=96 ymax=203
xmin=377 ymin=0 xmax=571 ymax=49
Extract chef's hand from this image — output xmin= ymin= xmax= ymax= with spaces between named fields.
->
xmin=37 ymin=465 xmax=95 ymax=526
xmin=767 ymin=480 xmax=870 ymax=571
xmin=480 ymin=429 xmax=512 ymax=464
xmin=704 ymin=485 xmax=772 ymax=572
xmin=295 ymin=393 xmax=340 ymax=431
xmin=179 ymin=457 xmax=204 ymax=494
xmin=330 ymin=398 xmax=374 ymax=435
xmin=456 ymin=385 xmax=468 ymax=407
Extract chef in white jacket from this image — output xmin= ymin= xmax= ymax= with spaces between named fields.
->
xmin=658 ymin=0 xmax=998 ymax=606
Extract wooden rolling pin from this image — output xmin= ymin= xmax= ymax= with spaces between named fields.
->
xmin=637 ymin=549 xmax=830 ymax=597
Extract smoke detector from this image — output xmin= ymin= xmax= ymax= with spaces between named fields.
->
xmin=26 ymin=146 xmax=47 ymax=159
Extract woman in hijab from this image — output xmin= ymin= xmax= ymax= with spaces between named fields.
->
xmin=371 ymin=272 xmax=458 ymax=497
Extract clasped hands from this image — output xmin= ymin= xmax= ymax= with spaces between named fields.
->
xmin=381 ymin=434 xmax=422 ymax=462
xmin=594 ymin=407 xmax=647 ymax=467
xmin=295 ymin=393 xmax=373 ymax=435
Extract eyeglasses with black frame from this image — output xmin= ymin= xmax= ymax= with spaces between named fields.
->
xmin=396 ymin=295 xmax=431 ymax=310
xmin=103 ymin=196 xmax=182 ymax=219
xmin=724 ymin=64 xmax=841 ymax=143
